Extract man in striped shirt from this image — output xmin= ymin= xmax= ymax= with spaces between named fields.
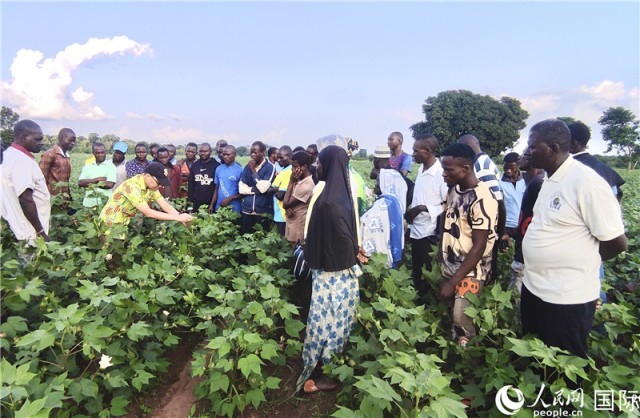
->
xmin=457 ymin=134 xmax=506 ymax=283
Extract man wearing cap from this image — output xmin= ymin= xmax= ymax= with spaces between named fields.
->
xmin=99 ymin=162 xmax=193 ymax=226
xmin=112 ymin=141 xmax=128 ymax=190
xmin=2 ymin=120 xmax=51 ymax=243
xmin=78 ymin=142 xmax=116 ymax=208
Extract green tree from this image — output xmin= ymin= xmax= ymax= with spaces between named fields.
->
xmin=1 ymin=106 xmax=20 ymax=148
xmin=236 ymin=146 xmax=249 ymax=157
xmin=598 ymin=107 xmax=640 ymax=170
xmin=410 ymin=90 xmax=529 ymax=157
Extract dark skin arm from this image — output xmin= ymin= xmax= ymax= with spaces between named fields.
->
xmin=18 ymin=188 xmax=49 ymax=241
xmin=405 ymin=205 xmax=427 ymax=224
xmin=439 ymin=229 xmax=489 ymax=300
xmin=599 ymin=234 xmax=627 ymax=260
xmin=209 ymin=184 xmax=219 ymax=214
xmin=78 ymin=177 xmax=115 ymax=189
xmin=283 ymin=179 xmax=303 ymax=210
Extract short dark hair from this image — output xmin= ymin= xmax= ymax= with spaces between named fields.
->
xmin=186 ymin=142 xmax=198 ymax=149
xmin=157 ymin=147 xmax=169 ymax=155
xmin=503 ymin=152 xmax=519 ymax=164
xmin=292 ymin=151 xmax=312 ymax=167
xmin=14 ymin=120 xmax=41 ymax=140
xmin=268 ymin=146 xmax=278 ymax=156
xmin=279 ymin=145 xmax=292 ymax=156
xmin=530 ymin=119 xmax=571 ymax=152
xmin=415 ymin=133 xmax=438 ymax=153
xmin=292 ymin=146 xmax=306 ymax=153
xmin=441 ymin=143 xmax=475 ymax=166
xmin=567 ymin=121 xmax=591 ymax=147
xmin=306 ymin=144 xmax=318 ymax=153
xmin=135 ymin=142 xmax=148 ymax=150
xmin=92 ymin=142 xmax=106 ymax=151
xmin=253 ymin=141 xmax=266 ymax=152
xmin=149 ymin=142 xmax=160 ymax=150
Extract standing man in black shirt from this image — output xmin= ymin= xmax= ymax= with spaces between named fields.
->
xmin=188 ymin=142 xmax=219 ymax=213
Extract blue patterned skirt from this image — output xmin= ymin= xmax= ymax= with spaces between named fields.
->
xmin=295 ymin=265 xmax=362 ymax=392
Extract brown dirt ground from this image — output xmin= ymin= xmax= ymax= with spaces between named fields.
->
xmin=126 ymin=331 xmax=338 ymax=418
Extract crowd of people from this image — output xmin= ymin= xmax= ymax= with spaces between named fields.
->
xmin=1 ymin=119 xmax=628 ymax=395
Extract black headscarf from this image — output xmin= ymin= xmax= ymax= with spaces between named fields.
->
xmin=306 ymin=146 xmax=359 ymax=271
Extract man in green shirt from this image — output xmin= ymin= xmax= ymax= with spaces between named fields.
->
xmin=78 ymin=142 xmax=116 ymax=208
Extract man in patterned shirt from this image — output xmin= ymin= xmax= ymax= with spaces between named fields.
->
xmin=125 ymin=142 xmax=150 ymax=178
xmin=100 ymin=162 xmax=193 ymax=226
xmin=439 ymin=143 xmax=498 ymax=347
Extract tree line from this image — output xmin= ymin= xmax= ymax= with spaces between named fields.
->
xmin=2 ymin=90 xmax=639 ymax=168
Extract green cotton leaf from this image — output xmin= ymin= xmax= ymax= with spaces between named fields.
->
xmin=284 ymin=318 xmax=305 ymax=338
xmin=0 ymin=316 xmax=28 ymax=337
xmin=243 ymin=332 xmax=263 ymax=345
xmin=132 ymin=369 xmax=154 ymax=391
xmin=14 ymin=363 xmax=36 ymax=386
xmin=0 ymin=358 xmax=16 ymax=386
xmin=259 ymin=283 xmax=280 ymax=299
xmin=506 ymin=337 xmax=533 ymax=358
xmin=205 ymin=336 xmax=227 ymax=350
xmin=237 ymin=354 xmax=264 ymax=378
xmin=259 ymin=342 xmax=279 ymax=361
xmin=126 ymin=321 xmax=152 ymax=342
xmin=80 ymin=379 xmax=99 ymax=398
xmin=106 ymin=372 xmax=129 ymax=389
xmin=152 ymin=286 xmax=179 ymax=305
xmin=332 ymin=365 xmax=354 ymax=382
xmin=14 ymin=398 xmax=50 ymax=418
xmin=245 ymin=388 xmax=266 ymax=409
xmin=355 ymin=376 xmax=401 ymax=403
xmin=332 ymin=406 xmax=360 ymax=418
xmin=15 ymin=329 xmax=55 ymax=351
xmin=425 ymin=396 xmax=467 ymax=418
xmin=109 ymin=396 xmax=130 ymax=417
xmin=265 ymin=376 xmax=281 ymax=390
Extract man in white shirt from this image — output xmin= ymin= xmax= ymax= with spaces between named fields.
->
xmin=1 ymin=120 xmax=51 ymax=243
xmin=521 ymin=119 xmax=627 ymax=358
xmin=405 ymin=134 xmax=448 ymax=302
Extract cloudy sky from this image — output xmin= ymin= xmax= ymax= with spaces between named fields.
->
xmin=2 ymin=1 xmax=638 ymax=155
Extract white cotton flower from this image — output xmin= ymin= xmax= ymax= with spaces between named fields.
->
xmin=162 ymin=310 xmax=169 ymax=316
xmin=105 ymin=254 xmax=113 ymax=261
xmin=99 ymin=354 xmax=113 ymax=369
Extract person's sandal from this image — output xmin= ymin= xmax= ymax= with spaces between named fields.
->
xmin=303 ymin=376 xmax=339 ymax=394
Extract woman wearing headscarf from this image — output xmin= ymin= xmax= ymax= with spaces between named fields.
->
xmin=295 ymin=145 xmax=367 ymax=394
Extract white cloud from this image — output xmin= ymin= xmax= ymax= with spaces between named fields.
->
xmin=578 ymin=80 xmax=626 ymax=102
xmin=516 ymin=80 xmax=639 ymax=155
xmin=168 ymin=113 xmax=183 ymax=121
xmin=125 ymin=112 xmax=143 ymax=119
xmin=147 ymin=113 xmax=163 ymax=121
xmin=1 ymin=35 xmax=152 ymax=120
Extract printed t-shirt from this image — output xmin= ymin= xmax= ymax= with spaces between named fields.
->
xmin=99 ymin=175 xmax=163 ymax=226
xmin=440 ymin=181 xmax=498 ymax=281
xmin=474 ymin=153 xmax=503 ymax=201
xmin=214 ymin=161 xmax=243 ymax=212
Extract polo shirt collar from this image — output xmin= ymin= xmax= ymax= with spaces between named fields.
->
xmin=546 ymin=154 xmax=574 ymax=183
xmin=10 ymin=143 xmax=35 ymax=159
xmin=420 ymin=159 xmax=441 ymax=177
